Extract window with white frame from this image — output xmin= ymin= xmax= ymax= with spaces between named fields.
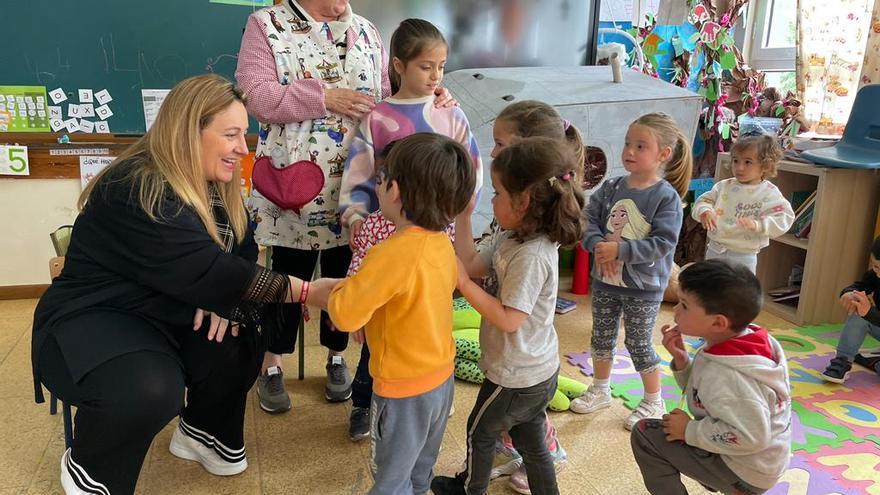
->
xmin=743 ymin=0 xmax=796 ymax=93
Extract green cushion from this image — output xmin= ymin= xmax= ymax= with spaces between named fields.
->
xmin=548 ymin=389 xmax=570 ymax=411
xmin=455 ymin=338 xmax=481 ymax=362
xmin=454 ymin=357 xmax=484 ymax=384
xmin=453 ymin=308 xmax=481 ymax=331
xmin=452 ymin=327 xmax=480 ymax=342
xmin=557 ymin=375 xmax=588 ymax=399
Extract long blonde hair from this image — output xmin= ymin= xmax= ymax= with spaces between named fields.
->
xmin=78 ymin=74 xmax=248 ymax=247
xmin=631 ymin=112 xmax=693 ymax=198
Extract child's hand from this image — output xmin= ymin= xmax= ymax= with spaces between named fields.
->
xmin=457 ymin=193 xmax=478 ymax=220
xmin=661 ymin=324 xmax=689 ymax=370
xmin=595 ymin=241 xmax=619 ymax=264
xmin=597 ymin=260 xmax=618 ymax=279
xmin=736 ymin=217 xmax=759 ymax=231
xmin=306 ymin=277 xmax=342 ymax=310
xmin=662 ymin=409 xmax=691 ymax=442
xmin=852 ymin=291 xmax=872 ymax=317
xmin=349 ymin=219 xmax=364 ymax=246
xmin=840 ymin=291 xmax=858 ymax=314
xmin=699 ymin=211 xmax=718 ymax=231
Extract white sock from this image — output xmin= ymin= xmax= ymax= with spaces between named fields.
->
xmin=592 ymin=378 xmax=610 ymax=392
xmin=644 ymin=391 xmax=662 ymax=404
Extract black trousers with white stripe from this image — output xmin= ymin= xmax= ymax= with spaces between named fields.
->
xmin=38 ymin=318 xmax=261 ymax=494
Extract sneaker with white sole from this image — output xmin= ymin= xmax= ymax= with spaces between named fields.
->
xmin=256 ymin=366 xmax=291 ymax=414
xmin=61 ymin=448 xmax=110 ymax=495
xmin=508 ymin=445 xmax=568 ymax=494
xmin=569 ymin=386 xmax=612 ymax=414
xmin=624 ymin=399 xmax=667 ymax=431
xmin=325 ymin=356 xmax=353 ymax=402
xmin=489 ymin=440 xmax=523 ymax=479
xmin=169 ymin=420 xmax=248 ymax=476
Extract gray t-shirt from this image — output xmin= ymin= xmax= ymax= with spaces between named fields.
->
xmin=477 ymin=230 xmax=560 ymax=388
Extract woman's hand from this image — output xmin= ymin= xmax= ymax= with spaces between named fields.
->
xmin=840 ymin=291 xmax=858 ymax=314
xmin=433 ymin=87 xmax=458 ymax=108
xmin=325 ymin=88 xmax=376 ymax=119
xmin=193 ymin=309 xmax=239 ymax=343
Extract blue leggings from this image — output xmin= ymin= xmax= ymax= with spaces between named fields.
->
xmin=591 ymin=288 xmax=661 ymax=373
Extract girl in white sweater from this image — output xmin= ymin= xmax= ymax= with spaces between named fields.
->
xmin=692 ymin=134 xmax=795 ymax=273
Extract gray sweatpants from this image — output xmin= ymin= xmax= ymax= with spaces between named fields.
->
xmin=631 ymin=418 xmax=766 ymax=495
xmin=369 ymin=375 xmax=454 ymax=495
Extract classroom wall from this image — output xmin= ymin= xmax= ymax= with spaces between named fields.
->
xmin=1 ymin=180 xmax=79 ymax=286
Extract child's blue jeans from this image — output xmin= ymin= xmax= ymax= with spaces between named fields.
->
xmin=836 ymin=314 xmax=880 ymax=361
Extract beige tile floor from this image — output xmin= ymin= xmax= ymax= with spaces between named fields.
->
xmin=0 ymin=282 xmax=795 ymax=494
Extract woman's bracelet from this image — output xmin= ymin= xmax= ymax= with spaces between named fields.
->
xmin=298 ymin=280 xmax=310 ymax=304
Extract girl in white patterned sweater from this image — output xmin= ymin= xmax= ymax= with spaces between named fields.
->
xmin=692 ymin=134 xmax=795 ymax=273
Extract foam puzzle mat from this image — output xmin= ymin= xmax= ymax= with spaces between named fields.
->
xmin=565 ymin=324 xmax=880 ymax=494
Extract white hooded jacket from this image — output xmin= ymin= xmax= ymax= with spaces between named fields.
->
xmin=674 ymin=325 xmax=791 ymax=489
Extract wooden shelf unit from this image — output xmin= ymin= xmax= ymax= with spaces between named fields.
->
xmin=716 ymin=153 xmax=880 ymax=325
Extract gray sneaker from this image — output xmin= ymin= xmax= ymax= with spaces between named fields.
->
xmin=256 ymin=366 xmax=291 ymax=414
xmin=349 ymin=406 xmax=370 ymax=441
xmin=325 ymin=355 xmax=352 ymax=402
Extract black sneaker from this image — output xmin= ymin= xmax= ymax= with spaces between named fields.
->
xmin=325 ymin=356 xmax=353 ymax=402
xmin=430 ymin=474 xmax=467 ymax=495
xmin=256 ymin=366 xmax=292 ymax=413
xmin=821 ymin=356 xmax=852 ymax=384
xmin=854 ymin=351 xmax=880 ymax=374
xmin=349 ymin=406 xmax=370 ymax=442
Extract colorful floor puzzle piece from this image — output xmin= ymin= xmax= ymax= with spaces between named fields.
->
xmin=766 ymin=454 xmax=854 ymax=495
xmin=795 ymin=324 xmax=880 ymax=350
xmin=611 ymin=375 xmax=688 ymax=413
xmin=787 ymin=359 xmax=853 ymax=400
xmin=804 ymin=442 xmax=880 ymax=495
xmin=794 ymin=352 xmax=880 ymax=391
xmin=790 ymin=402 xmax=862 ymax=454
xmin=801 ymin=389 xmax=880 ymax=441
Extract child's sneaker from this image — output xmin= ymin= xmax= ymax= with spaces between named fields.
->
xmin=490 ymin=440 xmax=523 ymax=478
xmin=569 ymin=386 xmax=612 ymax=414
xmin=822 ymin=356 xmax=853 ymax=384
xmin=430 ymin=473 xmax=467 ymax=495
xmin=507 ymin=445 xmax=568 ymax=494
xmin=624 ymin=399 xmax=667 ymax=431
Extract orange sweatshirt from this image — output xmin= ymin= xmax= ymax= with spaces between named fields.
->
xmin=328 ymin=227 xmax=456 ymax=398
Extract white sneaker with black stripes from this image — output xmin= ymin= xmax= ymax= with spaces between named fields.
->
xmin=60 ymin=448 xmax=110 ymax=495
xmin=169 ymin=419 xmax=248 ymax=476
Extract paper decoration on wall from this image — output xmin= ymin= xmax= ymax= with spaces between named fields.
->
xmin=42 ymin=88 xmax=115 ymax=134
xmin=80 ymin=155 xmax=115 ymax=189
xmin=0 ymin=144 xmax=29 ymax=175
xmin=0 ymin=86 xmax=51 ymax=132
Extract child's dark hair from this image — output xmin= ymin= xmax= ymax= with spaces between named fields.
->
xmin=730 ymin=133 xmax=784 ymax=179
xmin=631 ymin=112 xmax=694 ymax=198
xmin=379 ymin=133 xmax=474 ymax=231
xmin=679 ymin=260 xmax=763 ymax=331
xmin=496 ymin=100 xmax=586 ymax=174
xmin=388 ymin=18 xmax=447 ymax=94
xmin=872 ymin=236 xmax=880 ymax=259
xmin=492 ymin=136 xmax=586 ymax=246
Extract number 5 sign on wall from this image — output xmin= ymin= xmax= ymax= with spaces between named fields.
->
xmin=0 ymin=145 xmax=29 ymax=175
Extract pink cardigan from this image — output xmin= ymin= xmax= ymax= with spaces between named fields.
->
xmin=235 ymin=14 xmax=391 ymax=125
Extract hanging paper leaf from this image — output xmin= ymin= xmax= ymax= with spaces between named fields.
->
xmin=700 ymin=22 xmax=722 ymax=45
xmin=775 ymin=106 xmax=786 ymax=117
xmin=720 ymin=122 xmax=730 ymax=140
xmin=712 ymin=61 xmax=723 ymax=78
xmin=706 ymin=79 xmax=718 ymax=101
xmin=719 ymin=50 xmax=736 ymax=70
xmin=671 ymin=35 xmax=685 ymax=57
xmin=688 ymin=31 xmax=701 ymax=45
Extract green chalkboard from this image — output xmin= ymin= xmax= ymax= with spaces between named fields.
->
xmin=1 ymin=0 xmax=267 ymax=134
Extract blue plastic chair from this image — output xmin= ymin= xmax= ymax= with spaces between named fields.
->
xmin=801 ymin=84 xmax=880 ymax=168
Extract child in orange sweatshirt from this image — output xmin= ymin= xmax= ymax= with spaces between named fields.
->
xmin=327 ymin=133 xmax=476 ymax=494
